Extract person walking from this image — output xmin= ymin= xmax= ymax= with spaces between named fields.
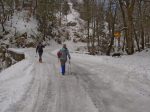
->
xmin=36 ymin=42 xmax=45 ymax=63
xmin=57 ymin=44 xmax=71 ymax=75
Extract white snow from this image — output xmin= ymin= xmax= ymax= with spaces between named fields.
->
xmin=9 ymin=11 xmax=38 ymax=36
xmin=0 ymin=1 xmax=150 ymax=112
xmin=0 ymin=10 xmax=38 ymax=38
xmin=70 ymin=49 xmax=150 ymax=112
xmin=0 ymin=60 xmax=33 ymax=112
xmin=56 ymin=1 xmax=85 ymax=42
xmin=0 ymin=47 xmax=150 ymax=112
xmin=72 ymin=50 xmax=150 ymax=76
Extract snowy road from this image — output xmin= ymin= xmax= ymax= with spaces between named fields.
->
xmin=0 ymin=48 xmax=150 ymax=112
xmin=72 ymin=63 xmax=150 ymax=112
xmin=0 ymin=48 xmax=97 ymax=112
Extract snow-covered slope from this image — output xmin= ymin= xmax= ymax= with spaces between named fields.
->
xmin=8 ymin=10 xmax=38 ymax=36
xmin=0 ymin=10 xmax=38 ymax=37
xmin=56 ymin=1 xmax=85 ymax=42
xmin=57 ymin=2 xmax=87 ymax=52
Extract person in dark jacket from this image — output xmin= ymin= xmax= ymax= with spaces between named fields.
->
xmin=57 ymin=44 xmax=71 ymax=75
xmin=36 ymin=42 xmax=45 ymax=63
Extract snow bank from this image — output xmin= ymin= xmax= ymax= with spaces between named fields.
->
xmin=71 ymin=49 xmax=150 ymax=78
xmin=0 ymin=60 xmax=34 ymax=112
xmin=8 ymin=48 xmax=25 ymax=54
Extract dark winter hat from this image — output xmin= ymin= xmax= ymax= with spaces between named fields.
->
xmin=63 ymin=44 xmax=66 ymax=48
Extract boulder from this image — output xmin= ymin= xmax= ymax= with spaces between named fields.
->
xmin=67 ymin=22 xmax=77 ymax=26
xmin=8 ymin=50 xmax=25 ymax=61
xmin=5 ymin=57 xmax=12 ymax=67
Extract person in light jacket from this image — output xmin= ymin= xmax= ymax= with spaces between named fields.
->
xmin=57 ymin=44 xmax=71 ymax=75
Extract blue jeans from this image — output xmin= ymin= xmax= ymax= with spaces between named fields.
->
xmin=60 ymin=60 xmax=66 ymax=75
xmin=61 ymin=64 xmax=65 ymax=75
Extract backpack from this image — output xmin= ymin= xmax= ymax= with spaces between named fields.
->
xmin=57 ymin=49 xmax=67 ymax=59
xmin=57 ymin=50 xmax=62 ymax=58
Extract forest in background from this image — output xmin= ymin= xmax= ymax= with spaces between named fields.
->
xmin=0 ymin=0 xmax=150 ymax=55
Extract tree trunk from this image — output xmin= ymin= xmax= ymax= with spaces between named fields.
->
xmin=138 ymin=0 xmax=145 ymax=50
xmin=2 ymin=23 xmax=5 ymax=32
xmin=87 ymin=20 xmax=90 ymax=52
xmin=133 ymin=23 xmax=140 ymax=51
xmin=0 ymin=0 xmax=6 ymax=32
xmin=96 ymin=17 xmax=100 ymax=52
xmin=125 ymin=0 xmax=135 ymax=55
xmin=141 ymin=27 xmax=145 ymax=49
xmin=119 ymin=0 xmax=128 ymax=52
xmin=107 ymin=25 xmax=115 ymax=56
xmin=106 ymin=1 xmax=117 ymax=56
xmin=126 ymin=11 xmax=134 ymax=54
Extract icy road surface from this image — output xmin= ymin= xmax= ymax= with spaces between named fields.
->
xmin=0 ymin=48 xmax=150 ymax=112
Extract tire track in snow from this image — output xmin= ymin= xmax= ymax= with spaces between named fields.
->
xmin=72 ymin=63 xmax=150 ymax=112
xmin=0 ymin=60 xmax=34 ymax=112
xmin=4 ymin=52 xmax=61 ymax=112
xmin=0 ymin=60 xmax=32 ymax=85
xmin=4 ymin=62 xmax=36 ymax=112
xmin=54 ymin=62 xmax=98 ymax=112
xmin=3 ymin=51 xmax=98 ymax=112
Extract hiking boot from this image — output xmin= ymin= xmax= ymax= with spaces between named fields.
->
xmin=39 ymin=58 xmax=42 ymax=63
